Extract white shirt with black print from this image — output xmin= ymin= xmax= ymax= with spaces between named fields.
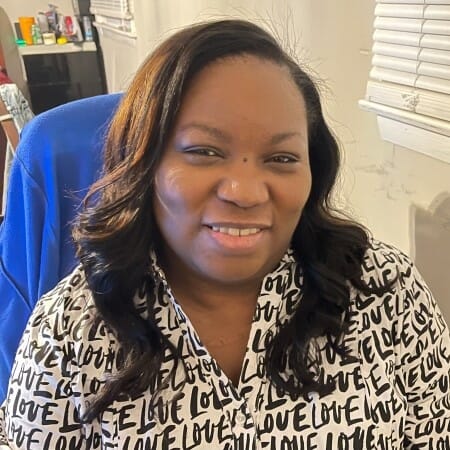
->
xmin=1 ymin=240 xmax=449 ymax=449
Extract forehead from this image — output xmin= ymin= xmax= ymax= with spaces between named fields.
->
xmin=173 ymin=55 xmax=307 ymax=137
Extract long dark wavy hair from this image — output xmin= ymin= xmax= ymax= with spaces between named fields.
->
xmin=74 ymin=19 xmax=388 ymax=422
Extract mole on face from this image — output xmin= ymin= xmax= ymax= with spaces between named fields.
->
xmin=243 ymin=157 xmax=248 ymax=163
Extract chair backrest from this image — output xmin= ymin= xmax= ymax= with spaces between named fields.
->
xmin=0 ymin=92 xmax=122 ymax=402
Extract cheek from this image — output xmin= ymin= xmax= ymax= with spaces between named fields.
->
xmin=281 ymin=173 xmax=312 ymax=216
xmin=275 ymin=177 xmax=312 ymax=238
xmin=153 ymin=167 xmax=189 ymax=222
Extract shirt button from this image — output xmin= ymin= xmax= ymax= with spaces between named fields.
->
xmin=235 ymin=412 xmax=246 ymax=425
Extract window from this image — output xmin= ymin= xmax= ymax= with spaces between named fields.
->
xmin=360 ymin=0 xmax=450 ymax=163
xmin=90 ymin=0 xmax=136 ymax=37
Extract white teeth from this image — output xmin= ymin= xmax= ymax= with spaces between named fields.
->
xmin=210 ymin=226 xmax=260 ymax=236
xmin=240 ymin=228 xmax=257 ymax=236
xmin=226 ymin=227 xmax=240 ymax=236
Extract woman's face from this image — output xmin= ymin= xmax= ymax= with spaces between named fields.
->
xmin=153 ymin=56 xmax=312 ymax=289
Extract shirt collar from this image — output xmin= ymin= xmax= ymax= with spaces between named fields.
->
xmin=149 ymin=248 xmax=297 ymax=286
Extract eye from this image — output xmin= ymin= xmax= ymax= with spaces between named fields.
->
xmin=180 ymin=146 xmax=224 ymax=165
xmin=266 ymin=153 xmax=300 ymax=164
xmin=183 ymin=146 xmax=222 ymax=158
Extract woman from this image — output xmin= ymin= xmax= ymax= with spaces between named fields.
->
xmin=1 ymin=19 xmax=449 ymax=449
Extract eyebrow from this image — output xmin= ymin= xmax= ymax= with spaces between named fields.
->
xmin=179 ymin=122 xmax=306 ymax=145
xmin=179 ymin=123 xmax=232 ymax=143
xmin=269 ymin=131 xmax=305 ymax=146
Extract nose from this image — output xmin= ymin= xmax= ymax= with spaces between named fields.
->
xmin=216 ymin=162 xmax=269 ymax=208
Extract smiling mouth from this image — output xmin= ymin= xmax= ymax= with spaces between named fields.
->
xmin=209 ymin=226 xmax=261 ymax=236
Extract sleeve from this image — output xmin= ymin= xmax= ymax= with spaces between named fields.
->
xmin=400 ymin=262 xmax=450 ymax=448
xmin=1 ymin=289 xmax=85 ymax=449
xmin=0 ymin=403 xmax=10 ymax=447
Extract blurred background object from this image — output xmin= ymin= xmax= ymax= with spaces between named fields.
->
xmin=18 ymin=16 xmax=34 ymax=45
xmin=0 ymin=2 xmax=107 ymax=114
xmin=0 ymin=6 xmax=30 ymax=102
xmin=413 ymin=194 xmax=450 ymax=318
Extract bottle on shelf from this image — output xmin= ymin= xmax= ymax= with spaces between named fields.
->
xmin=82 ymin=16 xmax=93 ymax=41
xmin=31 ymin=24 xmax=44 ymax=45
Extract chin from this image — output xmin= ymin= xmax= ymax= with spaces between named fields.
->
xmin=198 ymin=262 xmax=269 ymax=286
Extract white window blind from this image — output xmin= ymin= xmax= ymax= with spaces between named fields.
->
xmin=359 ymin=0 xmax=450 ymax=163
xmin=90 ymin=0 xmax=136 ymax=37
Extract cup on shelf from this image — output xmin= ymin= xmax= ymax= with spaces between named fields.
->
xmin=18 ymin=17 xmax=35 ymax=45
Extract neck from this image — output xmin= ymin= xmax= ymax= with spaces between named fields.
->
xmin=167 ymin=267 xmax=261 ymax=314
xmin=156 ymin=256 xmax=261 ymax=315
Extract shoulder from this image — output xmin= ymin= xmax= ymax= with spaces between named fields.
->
xmin=362 ymin=238 xmax=435 ymax=305
xmin=24 ymin=266 xmax=114 ymax=352
xmin=33 ymin=265 xmax=93 ymax=318
xmin=360 ymin=238 xmax=413 ymax=288
xmin=353 ymin=238 xmax=439 ymax=330
xmin=352 ymin=239 xmax=416 ymax=324
xmin=11 ymin=265 xmax=121 ymax=402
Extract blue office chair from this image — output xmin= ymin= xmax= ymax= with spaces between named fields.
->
xmin=0 ymin=93 xmax=122 ymax=401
